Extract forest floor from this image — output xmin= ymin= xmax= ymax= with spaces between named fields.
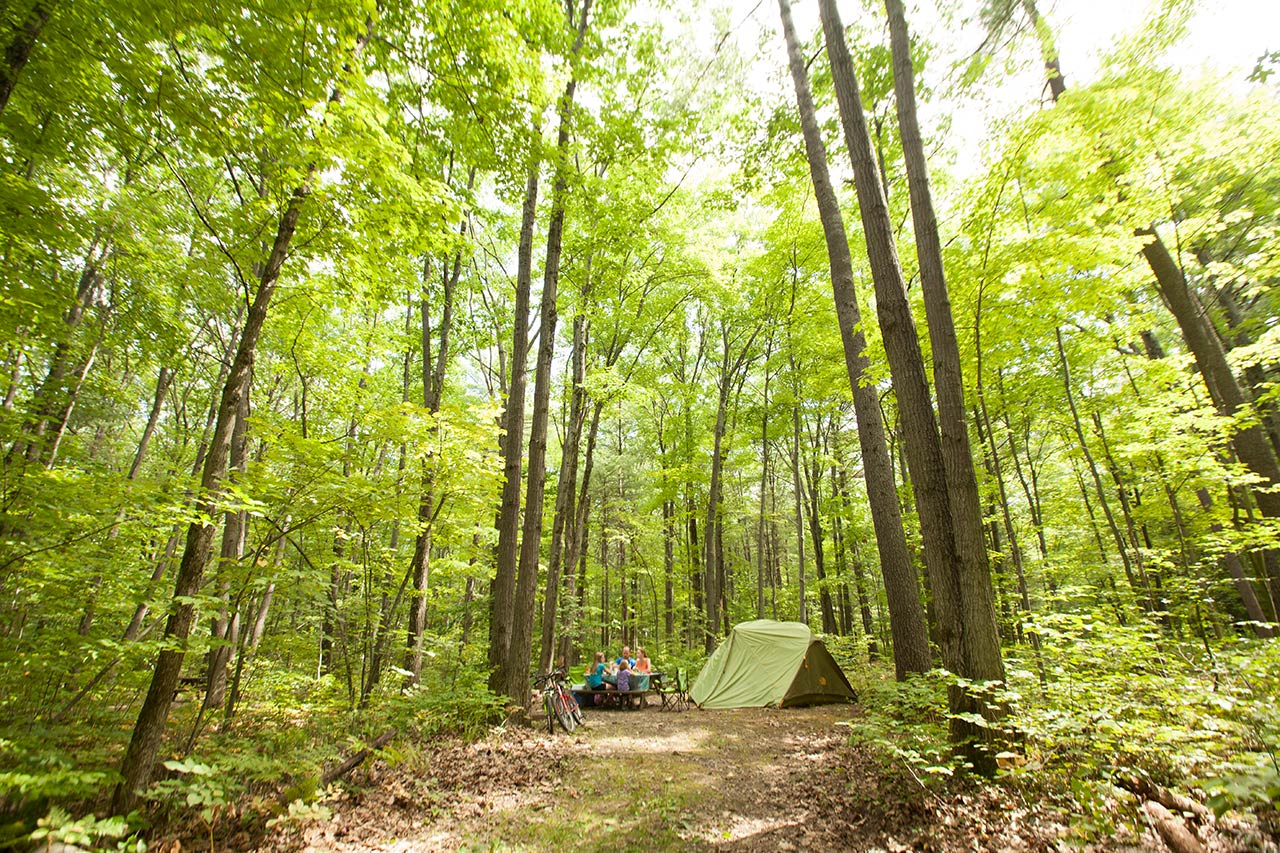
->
xmin=240 ymin=702 xmax=1180 ymax=853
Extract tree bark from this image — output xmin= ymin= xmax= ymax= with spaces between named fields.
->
xmin=819 ymin=0 xmax=966 ymax=673
xmin=802 ymin=423 xmax=837 ymax=634
xmin=705 ymin=323 xmax=756 ymax=649
xmin=0 ymin=0 xmax=53 ymax=117
xmin=780 ymin=0 xmax=928 ymax=675
xmin=406 ymin=172 xmax=473 ymax=685
xmin=558 ymin=400 xmax=602 ymax=665
xmin=788 ymin=354 xmax=807 ymax=627
xmin=1139 ymin=230 xmax=1280 ymax=520
xmin=112 ymin=176 xmax=313 ymax=813
xmin=539 ymin=271 xmax=591 ymax=673
xmin=488 ymin=144 xmax=539 ymax=694
xmin=503 ymin=0 xmax=591 ymax=706
xmin=1057 ymin=328 xmax=1138 ymax=596
xmin=884 ymin=0 xmax=1004 ymax=685
xmin=110 ymin=12 xmax=375 ymax=809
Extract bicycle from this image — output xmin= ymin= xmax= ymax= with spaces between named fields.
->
xmin=532 ymin=667 xmax=582 ymax=734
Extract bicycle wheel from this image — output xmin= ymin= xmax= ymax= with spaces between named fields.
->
xmin=567 ymin=687 xmax=584 ymax=726
xmin=550 ymin=685 xmax=576 ymax=733
xmin=543 ymin=690 xmax=556 ymax=734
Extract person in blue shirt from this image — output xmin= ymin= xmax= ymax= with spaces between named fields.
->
xmin=585 ymin=651 xmax=607 ymax=690
xmin=614 ymin=645 xmax=636 ymax=669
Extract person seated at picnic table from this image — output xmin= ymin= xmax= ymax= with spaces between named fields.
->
xmin=615 ymin=645 xmax=636 ymax=669
xmin=634 ymin=648 xmax=652 ymax=675
xmin=584 ymin=651 xmax=607 ymax=690
xmin=616 ymin=659 xmax=632 ymax=693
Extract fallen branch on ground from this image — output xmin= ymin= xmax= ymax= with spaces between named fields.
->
xmin=321 ymin=728 xmax=398 ymax=787
xmin=1116 ymin=773 xmax=1213 ymax=823
xmin=1144 ymin=800 xmax=1204 ymax=853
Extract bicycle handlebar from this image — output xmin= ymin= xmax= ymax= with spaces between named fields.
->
xmin=532 ymin=667 xmax=569 ymax=686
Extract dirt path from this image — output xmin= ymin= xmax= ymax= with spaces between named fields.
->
xmin=268 ymin=703 xmax=1108 ymax=852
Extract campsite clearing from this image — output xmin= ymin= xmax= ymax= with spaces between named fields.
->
xmin=253 ymin=704 xmax=1157 ymax=852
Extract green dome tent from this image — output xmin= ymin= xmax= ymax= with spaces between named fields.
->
xmin=689 ymin=620 xmax=857 ymax=709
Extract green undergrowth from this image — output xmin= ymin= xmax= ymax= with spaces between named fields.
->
xmin=828 ymin=610 xmax=1280 ymax=845
xmin=0 ymin=650 xmax=508 ymax=851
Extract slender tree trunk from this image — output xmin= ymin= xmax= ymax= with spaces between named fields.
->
xmin=840 ymin=468 xmax=880 ymax=660
xmin=781 ymin=0 xmax=928 ymax=675
xmin=112 ymin=175 xmax=315 ymax=811
xmin=558 ymin=400 xmax=602 ymax=665
xmin=488 ymin=144 xmax=539 ymax=693
xmin=78 ymin=364 xmax=173 ymax=636
xmin=802 ymin=427 xmax=837 ymax=634
xmin=539 ymin=273 xmax=591 ymax=674
xmin=202 ymin=382 xmax=251 ymax=719
xmin=1139 ymin=230 xmax=1280 ymax=520
xmin=788 ymin=362 xmax=807 ymax=627
xmin=505 ymin=0 xmax=591 ymax=704
xmin=757 ymin=341 xmax=771 ymax=620
xmin=705 ymin=324 xmax=756 ymax=650
xmin=659 ymin=414 xmax=677 ymax=643
xmin=46 ymin=319 xmax=105 ymax=467
xmin=0 ymin=0 xmax=53 ymax=116
xmin=1092 ymin=411 xmax=1156 ymax=613
xmin=406 ymin=174 xmax=473 ymax=685
xmin=110 ymin=16 xmax=375 ymax=809
xmin=1057 ymin=328 xmax=1137 ymax=596
xmin=10 ymin=244 xmax=102 ymax=465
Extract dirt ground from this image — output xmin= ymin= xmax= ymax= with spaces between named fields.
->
xmin=258 ymin=701 xmax=1169 ymax=853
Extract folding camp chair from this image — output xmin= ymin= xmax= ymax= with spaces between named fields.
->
xmin=659 ymin=667 xmax=690 ymax=711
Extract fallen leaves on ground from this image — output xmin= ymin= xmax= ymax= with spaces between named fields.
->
xmin=157 ymin=706 xmax=1276 ymax=852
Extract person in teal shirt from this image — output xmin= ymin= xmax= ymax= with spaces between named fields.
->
xmin=585 ymin=651 xmax=607 ymax=690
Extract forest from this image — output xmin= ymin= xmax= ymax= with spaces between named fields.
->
xmin=0 ymin=0 xmax=1278 ymax=849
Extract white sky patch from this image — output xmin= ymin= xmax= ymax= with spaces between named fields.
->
xmin=688 ymin=0 xmax=1278 ymax=185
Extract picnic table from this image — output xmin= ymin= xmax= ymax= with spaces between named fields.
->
xmin=573 ymin=671 xmax=663 ymax=710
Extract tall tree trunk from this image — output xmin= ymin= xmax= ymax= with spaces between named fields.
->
xmin=883 ymin=0 xmax=1004 ymax=687
xmin=112 ymin=176 xmax=313 ymax=812
xmin=804 ymin=448 xmax=837 ymax=634
xmin=757 ymin=340 xmax=772 ymax=620
xmin=10 ymin=244 xmax=103 ymax=465
xmin=558 ymin=400 xmax=602 ymax=665
xmin=539 ymin=271 xmax=591 ymax=674
xmin=201 ymin=381 xmax=251 ymax=719
xmin=818 ymin=0 xmax=966 ymax=676
xmin=780 ymin=0 xmax=928 ymax=675
xmin=110 ymin=15 xmax=374 ymax=810
xmin=1196 ymin=485 xmax=1273 ymax=638
xmin=839 ymin=467 xmax=880 ymax=660
xmin=659 ymin=410 xmax=677 ymax=643
xmin=77 ymin=365 xmax=174 ymax=636
xmin=705 ymin=323 xmax=756 ymax=650
xmin=504 ymin=0 xmax=591 ymax=705
xmin=1057 ymin=328 xmax=1138 ymax=596
xmin=788 ymin=359 xmax=807 ymax=627
xmin=487 ymin=144 xmax=539 ymax=693
xmin=406 ymin=172 xmax=473 ymax=685
xmin=45 ymin=318 xmax=105 ymax=467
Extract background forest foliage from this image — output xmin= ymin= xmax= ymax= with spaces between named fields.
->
xmin=0 ymin=0 xmax=1277 ymax=847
